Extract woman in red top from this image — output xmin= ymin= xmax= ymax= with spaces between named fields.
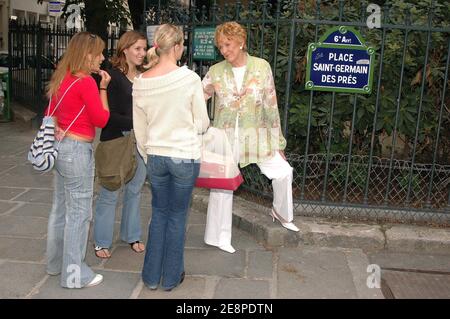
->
xmin=45 ymin=32 xmax=110 ymax=288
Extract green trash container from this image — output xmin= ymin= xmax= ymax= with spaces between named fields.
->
xmin=0 ymin=71 xmax=11 ymax=122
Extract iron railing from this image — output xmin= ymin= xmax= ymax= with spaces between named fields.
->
xmin=145 ymin=0 xmax=450 ymax=224
xmin=8 ymin=1 xmax=450 ymax=224
xmin=8 ymin=22 xmax=120 ymax=116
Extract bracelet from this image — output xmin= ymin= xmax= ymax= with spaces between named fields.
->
xmin=99 ymin=87 xmax=107 ymax=90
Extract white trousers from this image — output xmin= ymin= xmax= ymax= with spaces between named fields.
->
xmin=204 ymin=151 xmax=294 ymax=247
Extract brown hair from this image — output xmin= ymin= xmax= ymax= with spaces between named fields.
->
xmin=110 ymin=30 xmax=147 ymax=75
xmin=145 ymin=24 xmax=184 ymax=69
xmin=47 ymin=32 xmax=105 ymax=98
xmin=214 ymin=21 xmax=247 ymax=50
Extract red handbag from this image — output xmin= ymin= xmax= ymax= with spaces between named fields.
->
xmin=195 ymin=127 xmax=244 ymax=191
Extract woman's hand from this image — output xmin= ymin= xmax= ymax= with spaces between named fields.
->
xmin=54 ymin=122 xmax=65 ymax=141
xmin=98 ymin=70 xmax=111 ymax=89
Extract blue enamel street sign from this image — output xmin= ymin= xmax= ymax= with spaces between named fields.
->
xmin=305 ymin=26 xmax=375 ymax=94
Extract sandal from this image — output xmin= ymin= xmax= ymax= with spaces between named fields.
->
xmin=129 ymin=241 xmax=145 ymax=253
xmin=94 ymin=246 xmax=111 ymax=259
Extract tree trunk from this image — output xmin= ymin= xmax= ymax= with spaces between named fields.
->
xmin=128 ymin=0 xmax=145 ymax=31
xmin=84 ymin=0 xmax=109 ymax=42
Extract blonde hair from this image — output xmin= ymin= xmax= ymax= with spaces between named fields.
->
xmin=47 ymin=32 xmax=105 ymax=98
xmin=145 ymin=24 xmax=184 ymax=69
xmin=215 ymin=21 xmax=247 ymax=50
xmin=110 ymin=30 xmax=147 ymax=75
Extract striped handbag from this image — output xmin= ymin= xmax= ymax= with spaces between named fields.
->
xmin=27 ymin=78 xmax=84 ymax=172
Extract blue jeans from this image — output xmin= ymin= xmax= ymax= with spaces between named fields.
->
xmin=93 ymin=146 xmax=147 ymax=248
xmin=46 ymin=137 xmax=96 ymax=288
xmin=141 ymin=155 xmax=200 ymax=290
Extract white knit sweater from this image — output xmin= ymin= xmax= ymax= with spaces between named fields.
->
xmin=132 ymin=66 xmax=210 ymax=163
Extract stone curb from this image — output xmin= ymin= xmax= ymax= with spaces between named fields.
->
xmin=191 ymin=189 xmax=450 ymax=255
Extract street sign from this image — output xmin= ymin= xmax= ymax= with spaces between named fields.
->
xmin=48 ymin=1 xmax=62 ymax=15
xmin=305 ymin=26 xmax=375 ymax=94
xmin=193 ymin=27 xmax=216 ymax=61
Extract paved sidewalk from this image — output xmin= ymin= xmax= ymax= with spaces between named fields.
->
xmin=0 ymin=120 xmax=448 ymax=299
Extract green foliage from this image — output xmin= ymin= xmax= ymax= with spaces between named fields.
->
xmin=242 ymin=0 xmax=449 ymax=165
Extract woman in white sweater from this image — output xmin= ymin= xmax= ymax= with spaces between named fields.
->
xmin=133 ymin=24 xmax=209 ymax=291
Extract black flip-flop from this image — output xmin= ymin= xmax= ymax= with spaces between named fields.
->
xmin=129 ymin=241 xmax=145 ymax=253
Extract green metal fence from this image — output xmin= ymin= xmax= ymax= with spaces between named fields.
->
xmin=146 ymin=0 xmax=450 ymax=224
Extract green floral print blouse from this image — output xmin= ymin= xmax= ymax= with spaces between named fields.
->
xmin=202 ymin=54 xmax=287 ymax=167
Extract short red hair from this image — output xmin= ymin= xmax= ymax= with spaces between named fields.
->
xmin=215 ymin=21 xmax=247 ymax=50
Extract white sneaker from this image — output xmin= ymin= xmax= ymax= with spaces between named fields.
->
xmin=218 ymin=244 xmax=236 ymax=254
xmin=85 ymin=274 xmax=103 ymax=288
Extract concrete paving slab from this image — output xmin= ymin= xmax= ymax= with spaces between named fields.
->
xmin=232 ymin=228 xmax=266 ymax=251
xmin=0 ymin=164 xmax=16 ymax=175
xmin=214 ymin=278 xmax=271 ymax=299
xmin=0 ymin=157 xmax=23 ymax=168
xmin=0 ymin=143 xmax=28 ymax=156
xmin=31 ymin=270 xmax=141 ymax=299
xmin=0 ymin=262 xmax=47 ymax=298
xmin=0 ymin=166 xmax=54 ymax=188
xmin=1 ymin=120 xmax=449 ymax=299
xmin=185 ymin=224 xmax=263 ymax=251
xmin=102 ymin=245 xmax=145 ymax=272
xmin=386 ymin=225 xmax=450 ymax=254
xmin=0 ymin=215 xmax=47 ymax=238
xmin=382 ymin=270 xmax=450 ymax=299
xmin=343 ymin=249 xmax=384 ymax=299
xmin=185 ymin=248 xmax=245 ymax=277
xmin=369 ymin=251 xmax=450 ymax=273
xmin=139 ymin=276 xmax=207 ymax=299
xmin=277 ymin=247 xmax=358 ymax=299
xmin=13 ymin=189 xmax=54 ymax=204
xmin=0 ymin=201 xmax=20 ymax=215
xmin=0 ymin=187 xmax=26 ymax=200
xmin=301 ymin=220 xmax=385 ymax=251
xmin=10 ymin=203 xmax=51 ymax=218
xmin=185 ymin=224 xmax=210 ymax=249
xmin=248 ymin=250 xmax=273 ymax=279
xmin=188 ymin=210 xmax=207 ymax=225
xmin=0 ymin=237 xmax=46 ymax=262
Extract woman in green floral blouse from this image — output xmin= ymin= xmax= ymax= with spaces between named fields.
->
xmin=202 ymin=21 xmax=299 ymax=254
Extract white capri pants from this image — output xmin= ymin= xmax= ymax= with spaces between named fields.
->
xmin=204 ymin=151 xmax=294 ymax=247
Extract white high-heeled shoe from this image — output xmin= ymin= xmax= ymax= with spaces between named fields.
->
xmin=270 ymin=209 xmax=299 ymax=232
xmin=218 ymin=244 xmax=236 ymax=254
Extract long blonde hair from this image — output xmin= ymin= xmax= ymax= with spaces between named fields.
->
xmin=110 ymin=30 xmax=147 ymax=75
xmin=47 ymin=32 xmax=105 ymax=98
xmin=145 ymin=24 xmax=183 ymax=69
